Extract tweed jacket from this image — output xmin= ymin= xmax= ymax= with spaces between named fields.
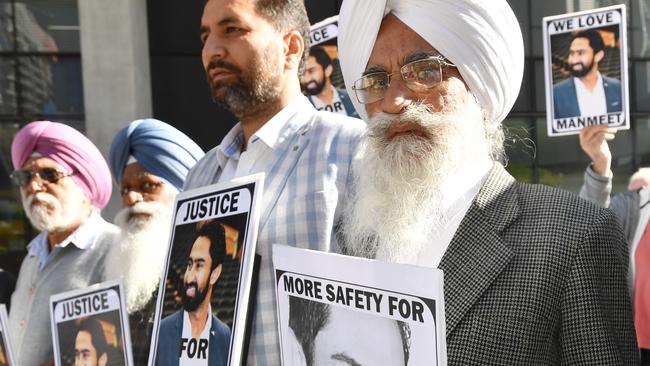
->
xmin=440 ymin=164 xmax=638 ymax=365
xmin=183 ymin=102 xmax=364 ymax=364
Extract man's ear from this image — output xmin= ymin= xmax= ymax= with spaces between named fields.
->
xmin=98 ymin=352 xmax=108 ymax=366
xmin=209 ymin=264 xmax=222 ymax=286
xmin=594 ymin=49 xmax=605 ymax=64
xmin=325 ymin=64 xmax=333 ymax=78
xmin=284 ymin=30 xmax=305 ymax=71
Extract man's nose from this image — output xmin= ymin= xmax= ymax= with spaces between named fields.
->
xmin=23 ymin=176 xmax=45 ymax=195
xmin=202 ymin=34 xmax=227 ymax=62
xmin=380 ymin=77 xmax=413 ymax=115
xmin=122 ymin=190 xmax=143 ymax=207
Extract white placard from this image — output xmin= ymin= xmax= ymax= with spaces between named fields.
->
xmin=542 ymin=5 xmax=629 ymax=136
xmin=149 ymin=174 xmax=264 ymax=366
xmin=50 ymin=280 xmax=133 ymax=366
xmin=273 ymin=245 xmax=447 ymax=366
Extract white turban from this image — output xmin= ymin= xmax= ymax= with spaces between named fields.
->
xmin=337 ymin=0 xmax=524 ymax=124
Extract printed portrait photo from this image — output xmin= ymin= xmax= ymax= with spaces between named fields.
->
xmin=155 ymin=214 xmax=248 ymax=366
xmin=550 ymin=24 xmax=623 ymax=120
xmin=56 ymin=312 xmax=126 ymax=366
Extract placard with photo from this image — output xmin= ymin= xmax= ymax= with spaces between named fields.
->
xmin=274 ymin=245 xmax=447 ymax=366
xmin=50 ymin=280 xmax=132 ymax=366
xmin=0 ymin=304 xmax=16 ymax=366
xmin=149 ymin=174 xmax=263 ymax=366
xmin=543 ymin=5 xmax=629 ymax=136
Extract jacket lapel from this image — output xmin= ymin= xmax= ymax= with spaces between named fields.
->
xmin=258 ymin=115 xmax=315 ymax=232
xmin=438 ymin=164 xmax=519 ymax=335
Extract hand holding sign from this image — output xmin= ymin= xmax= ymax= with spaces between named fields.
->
xmin=579 ymin=124 xmax=617 ymax=176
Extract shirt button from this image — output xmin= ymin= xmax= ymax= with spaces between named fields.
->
xmin=20 ymin=320 xmax=25 ymax=327
xmin=29 ymin=286 xmax=35 ymax=295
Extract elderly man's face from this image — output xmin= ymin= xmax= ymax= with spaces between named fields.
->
xmin=19 ymin=157 xmax=89 ymax=232
xmin=364 ymin=15 xmax=469 ymax=138
xmin=120 ymin=162 xmax=175 ymax=210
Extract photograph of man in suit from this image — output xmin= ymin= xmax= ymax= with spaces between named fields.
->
xmin=74 ymin=318 xmax=108 ymax=366
xmin=156 ymin=220 xmax=231 ymax=366
xmin=287 ymin=296 xmax=411 ymax=366
xmin=553 ymin=29 xmax=622 ymax=119
xmin=338 ymin=0 xmax=638 ymax=364
xmin=301 ymin=46 xmax=359 ymax=118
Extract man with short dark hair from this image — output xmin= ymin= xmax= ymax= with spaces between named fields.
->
xmin=338 ymin=0 xmax=637 ymax=363
xmin=288 ymin=296 xmax=410 ymax=366
xmin=187 ymin=0 xmax=364 ymax=362
xmin=74 ymin=318 xmax=108 ymax=366
xmin=553 ymin=29 xmax=622 ymax=118
xmin=302 ymin=46 xmax=358 ymax=118
xmin=156 ymin=220 xmax=231 ymax=366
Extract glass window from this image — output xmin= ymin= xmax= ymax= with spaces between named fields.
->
xmin=0 ymin=57 xmax=17 ymax=115
xmin=14 ymin=0 xmax=80 ymax=53
xmin=633 ymin=61 xmax=650 ymax=112
xmin=0 ymin=1 xmax=14 ymax=51
xmin=17 ymin=56 xmax=84 ymax=115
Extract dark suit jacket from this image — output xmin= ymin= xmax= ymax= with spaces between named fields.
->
xmin=439 ymin=164 xmax=638 ymax=365
xmin=155 ymin=310 xmax=231 ymax=366
xmin=553 ymin=75 xmax=622 ymax=119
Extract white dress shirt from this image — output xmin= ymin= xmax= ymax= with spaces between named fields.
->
xmin=574 ymin=72 xmax=607 ymax=116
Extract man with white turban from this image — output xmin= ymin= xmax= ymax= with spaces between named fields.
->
xmin=106 ymin=118 xmax=204 ymax=365
xmin=9 ymin=121 xmax=118 ymax=366
xmin=338 ymin=0 xmax=638 ymax=364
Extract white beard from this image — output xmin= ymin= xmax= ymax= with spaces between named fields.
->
xmin=22 ymin=192 xmax=80 ymax=232
xmin=343 ymin=97 xmax=490 ymax=265
xmin=106 ymin=201 xmax=173 ymax=313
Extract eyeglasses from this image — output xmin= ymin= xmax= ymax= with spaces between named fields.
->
xmin=352 ymin=57 xmax=456 ymax=104
xmin=10 ymin=168 xmax=74 ymax=187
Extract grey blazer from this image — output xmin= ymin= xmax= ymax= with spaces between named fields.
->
xmin=440 ymin=164 xmax=638 ymax=365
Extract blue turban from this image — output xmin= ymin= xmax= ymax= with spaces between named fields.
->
xmin=109 ymin=119 xmax=205 ymax=191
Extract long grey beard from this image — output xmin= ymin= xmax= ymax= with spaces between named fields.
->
xmin=107 ymin=201 xmax=172 ymax=313
xmin=342 ymin=98 xmax=489 ymax=265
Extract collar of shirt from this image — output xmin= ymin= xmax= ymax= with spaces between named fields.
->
xmin=181 ymin=304 xmax=213 ymax=339
xmin=440 ymin=157 xmax=494 ymax=212
xmin=215 ymin=96 xmax=314 ymax=169
xmin=574 ymin=71 xmax=603 ymax=94
xmin=27 ymin=211 xmax=107 ymax=270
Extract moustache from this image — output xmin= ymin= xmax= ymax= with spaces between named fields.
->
xmin=184 ymin=281 xmax=198 ymax=293
xmin=206 ymin=59 xmax=241 ymax=75
xmin=25 ymin=192 xmax=57 ymax=208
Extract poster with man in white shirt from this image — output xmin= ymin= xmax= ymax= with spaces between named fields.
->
xmin=543 ymin=5 xmax=629 ymax=136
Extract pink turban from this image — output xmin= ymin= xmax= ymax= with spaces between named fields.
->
xmin=11 ymin=121 xmax=112 ymax=209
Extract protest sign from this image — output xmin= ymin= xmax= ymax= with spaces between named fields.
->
xmin=273 ymin=245 xmax=446 ymax=366
xmin=50 ymin=280 xmax=132 ymax=366
xmin=543 ymin=5 xmax=629 ymax=136
xmin=0 ymin=305 xmax=15 ymax=366
xmin=149 ymin=174 xmax=263 ymax=366
xmin=302 ymin=15 xmax=359 ymax=118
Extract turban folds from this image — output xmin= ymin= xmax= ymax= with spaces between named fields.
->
xmin=338 ymin=0 xmax=524 ymax=124
xmin=11 ymin=121 xmax=113 ymax=209
xmin=109 ymin=119 xmax=205 ymax=191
